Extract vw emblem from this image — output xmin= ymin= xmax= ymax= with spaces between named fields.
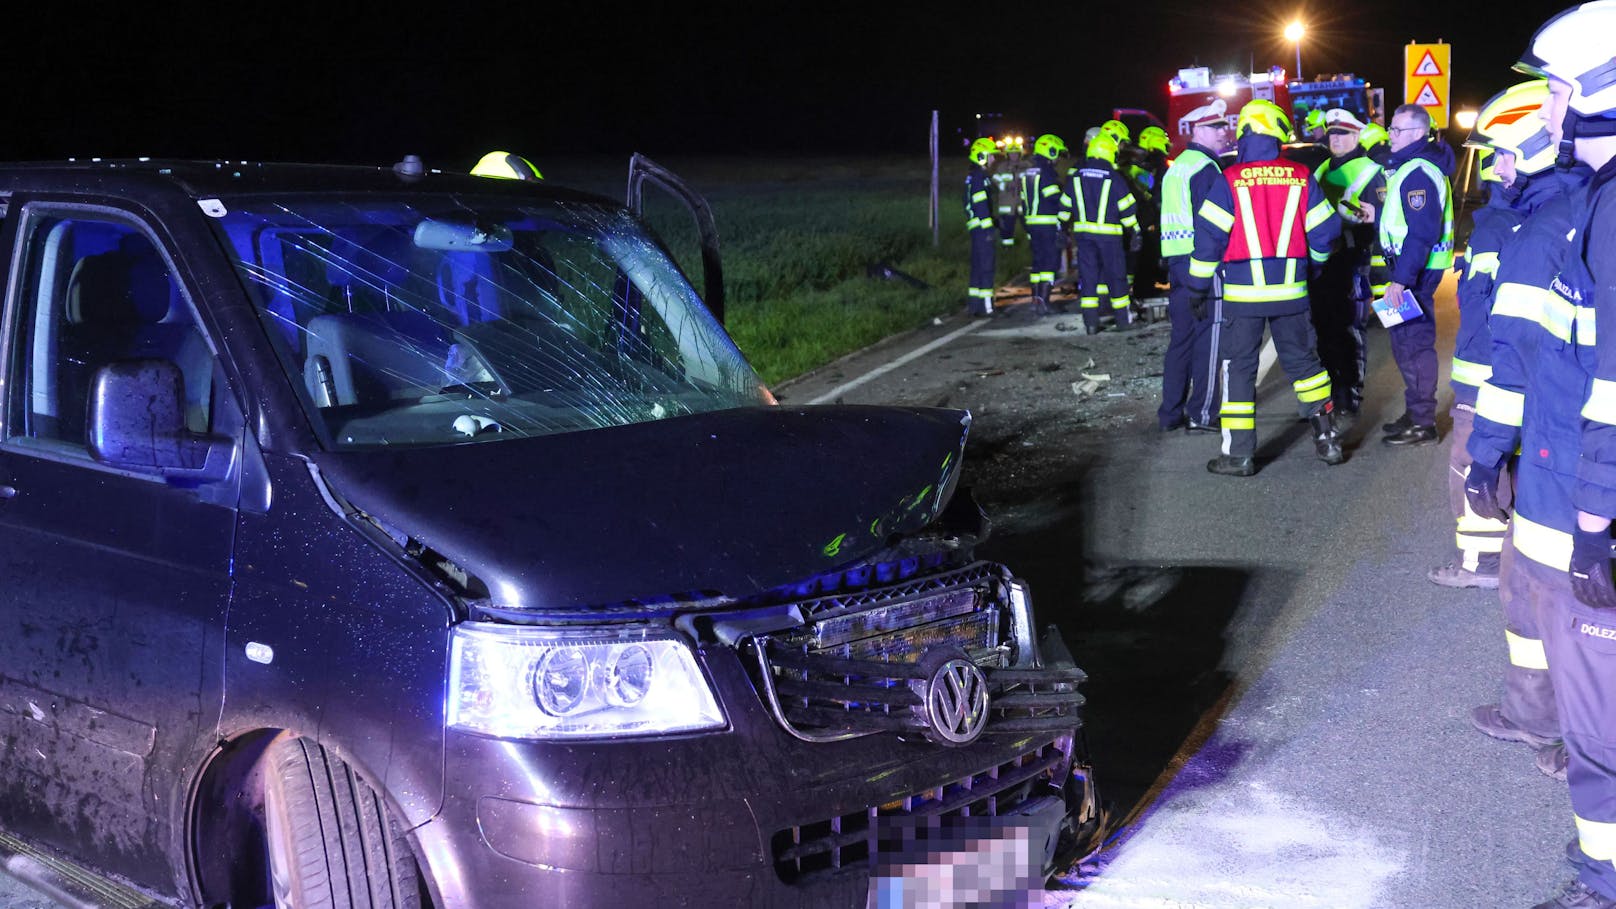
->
xmin=925 ymin=658 xmax=990 ymax=745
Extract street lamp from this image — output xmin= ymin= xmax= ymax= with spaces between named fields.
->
xmin=1284 ymin=21 xmax=1305 ymax=80
xmin=1454 ymin=109 xmax=1479 ymax=130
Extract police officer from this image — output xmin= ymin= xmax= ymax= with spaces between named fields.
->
xmin=964 ymin=138 xmax=1001 ymax=316
xmin=1525 ymin=4 xmax=1616 ymax=905
xmin=1432 ymin=81 xmax=1562 ymax=590
xmin=1020 ymin=134 xmax=1073 ymax=316
xmin=1311 ymin=108 xmax=1385 ymax=421
xmin=1463 ymin=79 xmax=1590 ymax=784
xmin=1072 ymin=133 xmax=1139 ymax=331
xmin=471 ymin=150 xmax=542 ymax=181
xmin=1379 ymin=104 xmax=1457 ymax=447
xmin=1158 ymin=101 xmax=1231 ymax=433
xmin=1187 ymin=99 xmax=1343 ymax=476
xmin=991 ymin=136 xmax=1024 ymax=246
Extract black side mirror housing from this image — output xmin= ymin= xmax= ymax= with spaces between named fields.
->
xmin=88 ymin=360 xmax=235 ymax=484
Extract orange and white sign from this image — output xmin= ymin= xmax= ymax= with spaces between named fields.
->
xmin=1405 ymin=43 xmax=1451 ymax=128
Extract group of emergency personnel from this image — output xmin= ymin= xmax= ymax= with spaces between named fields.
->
xmin=963 ymin=119 xmax=1170 ymax=325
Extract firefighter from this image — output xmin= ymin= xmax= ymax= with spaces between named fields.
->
xmin=471 ymin=151 xmax=542 ymax=181
xmin=1432 ymin=80 xmax=1562 ymax=591
xmin=1130 ymin=125 xmax=1172 ymax=301
xmin=1186 ymin=98 xmax=1343 ymax=476
xmin=1311 ymin=108 xmax=1385 ymax=421
xmin=964 ymin=138 xmax=1000 ymax=316
xmin=1157 ymin=102 xmax=1231 ymax=433
xmin=1099 ymin=119 xmax=1130 ymax=147
xmin=1071 ymin=133 xmax=1139 ymax=332
xmin=1524 ymin=4 xmax=1616 ymax=905
xmin=1358 ymin=122 xmax=1395 ymax=299
xmin=990 ymin=136 xmax=1024 ymax=246
xmin=1020 ymin=134 xmax=1073 ymax=316
xmin=1303 ymin=108 xmax=1327 ymax=143
xmin=1359 ymin=122 xmax=1392 ymax=166
xmin=1378 ymin=103 xmax=1456 ymax=447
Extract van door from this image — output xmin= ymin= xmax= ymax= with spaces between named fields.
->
xmin=626 ymin=154 xmax=725 ymax=323
xmin=0 ymin=203 xmax=238 ymax=890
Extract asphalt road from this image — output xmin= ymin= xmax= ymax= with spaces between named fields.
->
xmin=778 ymin=277 xmax=1572 ymax=908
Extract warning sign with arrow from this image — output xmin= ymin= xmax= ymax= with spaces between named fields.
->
xmin=1405 ymin=42 xmax=1451 ymax=128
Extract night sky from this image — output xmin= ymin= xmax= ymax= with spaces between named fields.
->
xmin=4 ymin=2 xmax=1585 ymax=167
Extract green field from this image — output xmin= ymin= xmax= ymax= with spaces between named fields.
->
xmin=546 ymin=156 xmax=1029 ymax=385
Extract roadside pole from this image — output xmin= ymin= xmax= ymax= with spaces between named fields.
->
xmin=930 ymin=110 xmax=940 ymax=247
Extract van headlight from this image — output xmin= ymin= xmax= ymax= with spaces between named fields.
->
xmin=448 ymin=623 xmax=726 ymax=739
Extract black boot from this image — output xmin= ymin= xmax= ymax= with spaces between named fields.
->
xmin=1310 ymin=412 xmax=1345 ymax=465
xmin=1206 ymin=455 xmax=1256 ymax=477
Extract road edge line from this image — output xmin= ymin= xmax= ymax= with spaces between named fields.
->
xmin=806 ymin=320 xmax=988 ymax=405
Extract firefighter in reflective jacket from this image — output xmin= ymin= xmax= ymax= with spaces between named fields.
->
xmin=964 ymin=138 xmax=1000 ymax=316
xmin=1020 ymin=134 xmax=1074 ymax=316
xmin=1187 ymin=99 xmax=1343 ymax=477
xmin=1157 ymin=101 xmax=1230 ymax=432
xmin=1432 ymin=80 xmax=1562 ymax=591
xmin=990 ymin=136 xmax=1024 ymax=246
xmin=1071 ymin=133 xmax=1139 ymax=331
xmin=1311 ymin=108 xmax=1385 ymax=420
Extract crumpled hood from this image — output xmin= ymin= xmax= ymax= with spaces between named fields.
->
xmin=309 ymin=405 xmax=970 ymax=610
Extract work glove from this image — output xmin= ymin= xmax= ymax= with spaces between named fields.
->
xmin=1571 ymin=526 xmax=1616 ymax=610
xmin=1190 ymin=292 xmax=1209 ymax=321
xmin=1463 ymin=461 xmax=1507 ymax=523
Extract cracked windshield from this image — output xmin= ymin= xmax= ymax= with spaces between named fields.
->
xmin=209 ymin=196 xmax=768 ymax=448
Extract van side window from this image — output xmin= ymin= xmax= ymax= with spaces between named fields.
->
xmin=6 ymin=210 xmax=215 ymax=455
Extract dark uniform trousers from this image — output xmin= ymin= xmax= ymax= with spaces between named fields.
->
xmin=1544 ymin=576 xmax=1616 ymax=896
xmin=1497 ymin=542 xmax=1561 ymax=741
xmin=968 ymin=227 xmax=997 ymax=315
xmin=1076 ymin=235 xmax=1131 ymax=330
xmin=1311 ymin=251 xmax=1370 ymax=412
xmin=1159 ymin=257 xmax=1220 ymax=428
xmin=1029 ymin=226 xmax=1062 ymax=309
xmin=1218 ymin=310 xmax=1329 ymax=458
xmin=1388 ymin=268 xmax=1443 ymax=427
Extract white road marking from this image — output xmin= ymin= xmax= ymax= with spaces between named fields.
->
xmin=806 ymin=320 xmax=987 ymax=405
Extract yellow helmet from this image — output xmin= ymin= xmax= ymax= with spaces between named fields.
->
xmin=1467 ymin=80 xmax=1556 ymax=177
xmin=1086 ymin=133 xmax=1119 ymax=164
xmin=1477 ymin=148 xmax=1500 ymax=183
xmin=1033 ymin=133 xmax=1068 ymax=161
xmin=471 ymin=151 xmax=542 ymax=181
xmin=1138 ymin=125 xmax=1170 ymax=154
xmin=1236 ymin=99 xmax=1293 ymax=141
xmin=1304 ymin=108 xmax=1326 ymax=132
xmin=1099 ymin=119 xmax=1130 ymax=144
xmin=1358 ymin=122 xmax=1390 ymax=149
xmin=968 ymin=137 xmax=998 ymax=166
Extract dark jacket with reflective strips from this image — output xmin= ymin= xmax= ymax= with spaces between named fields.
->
xmin=1380 ymin=138 xmax=1455 ymax=286
xmin=1466 ymin=167 xmax=1592 ymax=571
xmin=1069 ymin=157 xmax=1138 ymax=237
xmin=964 ymin=164 xmax=994 ymax=231
xmin=1186 ymin=134 xmax=1341 ymax=316
xmin=1575 ymin=157 xmax=1616 ymax=522
xmin=1019 ymin=158 xmax=1073 ymax=229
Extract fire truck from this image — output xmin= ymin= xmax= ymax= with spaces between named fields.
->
xmin=1148 ymin=66 xmax=1383 ymax=156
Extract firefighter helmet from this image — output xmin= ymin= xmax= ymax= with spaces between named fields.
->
xmin=1099 ymin=119 xmax=1130 ymax=144
xmin=472 ymin=151 xmax=542 ymax=181
xmin=1005 ymin=134 xmax=1025 ymax=154
xmin=1033 ymin=134 xmax=1068 ymax=161
xmin=968 ymin=138 xmax=998 ymax=166
xmin=1358 ymin=122 xmax=1390 ymax=149
xmin=1138 ymin=126 xmax=1170 ymax=154
xmin=1517 ymin=1 xmax=1616 ymax=122
xmin=1304 ymin=108 xmax=1326 ymax=133
xmin=1086 ymin=133 xmax=1119 ymax=164
xmin=1467 ymin=80 xmax=1558 ymax=176
xmin=1476 ymin=149 xmax=1501 ymax=183
xmin=1236 ymin=99 xmax=1293 ymax=142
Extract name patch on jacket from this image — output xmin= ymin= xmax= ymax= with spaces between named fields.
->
xmin=1408 ymin=190 xmax=1427 ymax=211
xmin=1579 ymin=619 xmax=1616 ymax=642
xmin=1551 ymin=274 xmax=1583 ymax=303
xmin=1231 ymin=166 xmax=1307 ymax=188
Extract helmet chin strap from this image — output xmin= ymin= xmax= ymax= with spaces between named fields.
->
xmin=1561 ymin=108 xmax=1616 ymax=168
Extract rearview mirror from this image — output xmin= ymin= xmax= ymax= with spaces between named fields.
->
xmin=413 ymin=218 xmax=513 ymax=252
xmin=88 ymin=360 xmax=235 ymax=484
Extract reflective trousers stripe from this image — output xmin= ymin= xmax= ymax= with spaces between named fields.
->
xmin=1293 ymin=370 xmax=1332 ymax=404
xmin=1513 ymin=513 xmax=1572 ymax=572
xmin=968 ymin=288 xmax=995 ymax=300
xmin=1221 ymin=400 xmax=1255 ymax=430
xmin=1578 ymin=816 xmax=1616 ymax=863
xmin=1030 ymin=271 xmax=1055 ymax=283
xmin=1455 ymin=531 xmax=1506 ymax=553
xmin=1225 ymin=281 xmax=1308 ymax=303
xmin=1506 ymin=630 xmax=1549 ymax=671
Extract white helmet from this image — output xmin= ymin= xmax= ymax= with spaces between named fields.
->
xmin=1518 ymin=2 xmax=1616 ymax=129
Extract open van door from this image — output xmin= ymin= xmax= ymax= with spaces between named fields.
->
xmin=626 ymin=154 xmax=725 ymax=324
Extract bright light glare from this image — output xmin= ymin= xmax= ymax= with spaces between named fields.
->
xmin=1284 ymin=21 xmax=1305 ymax=42
xmin=1455 ymin=109 xmax=1479 ymax=130
xmin=1217 ymin=82 xmax=1237 ymax=98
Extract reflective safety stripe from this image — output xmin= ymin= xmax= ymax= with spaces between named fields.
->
xmin=1221 ymin=400 xmax=1255 ymax=430
xmin=1222 ymin=417 xmax=1255 ymax=430
xmin=1042 ymin=184 xmax=1061 ymax=197
xmin=1224 ymin=281 xmax=1308 ymax=303
xmin=1310 ymin=247 xmax=1330 ymax=263
xmin=1468 ymin=250 xmax=1501 ymax=279
xmin=1380 ymin=157 xmax=1455 ymax=269
xmin=1577 ymin=815 xmax=1616 ymax=863
xmin=1199 ymin=200 xmax=1235 ymax=232
xmin=1455 ymin=531 xmax=1506 ymax=553
xmin=1221 ymin=401 xmax=1255 ymax=414
xmin=1026 ymin=215 xmax=1062 ymax=225
xmin=1293 ymin=370 xmax=1332 ymax=404
xmin=1111 ymin=297 xmax=1131 ymax=309
xmin=1075 ymin=223 xmax=1125 ymax=235
xmin=1277 ymin=184 xmax=1305 ymax=256
xmin=1491 ymin=282 xmax=1550 ymax=324
xmin=1506 ymin=630 xmax=1549 ymax=671
xmin=1584 ymin=379 xmax=1616 ymax=427
xmin=1513 ymin=513 xmax=1572 ymax=572
xmin=1581 ymin=306 xmax=1598 ymax=345
xmin=1030 ymin=271 xmax=1055 ymax=283
xmin=1232 ymin=186 xmax=1266 ymax=260
xmin=971 ymin=190 xmax=989 ymax=202
xmin=1476 ymin=382 xmax=1525 ymax=427
xmin=1304 ymin=199 xmax=1333 ymax=232
xmin=968 ymin=288 xmax=995 ymax=300
xmin=1079 ymin=297 xmax=1100 ymax=309
xmin=1189 ymin=258 xmax=1219 ymax=279
xmin=1451 ymin=357 xmax=1492 ymax=387
xmin=1161 ymin=149 xmax=1220 ymax=257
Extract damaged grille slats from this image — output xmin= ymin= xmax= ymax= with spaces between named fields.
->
xmin=771 ymin=677 xmax=922 ymax=707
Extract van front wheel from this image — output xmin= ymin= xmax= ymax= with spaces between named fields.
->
xmin=263 ymin=735 xmax=423 ymax=909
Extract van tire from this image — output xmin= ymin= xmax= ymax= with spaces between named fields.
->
xmin=263 ymin=735 xmax=423 ymax=909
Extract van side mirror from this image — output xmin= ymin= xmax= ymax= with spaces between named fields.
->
xmin=88 ymin=361 xmax=235 ymax=484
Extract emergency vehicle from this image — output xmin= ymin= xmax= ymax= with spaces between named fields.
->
xmin=1290 ymin=73 xmax=1384 ymax=134
xmin=1165 ymin=66 xmax=1292 ymax=155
